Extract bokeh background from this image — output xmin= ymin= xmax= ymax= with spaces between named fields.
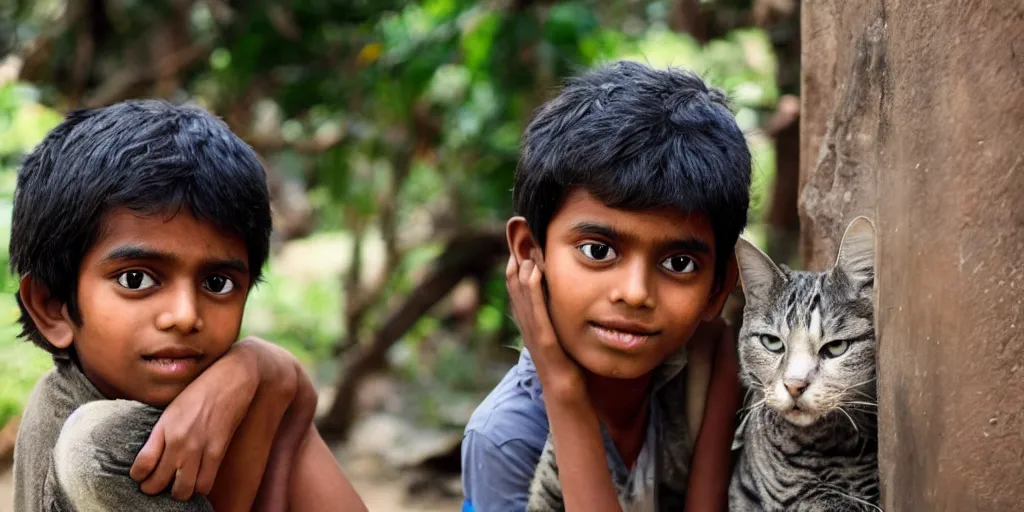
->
xmin=0 ymin=0 xmax=801 ymax=508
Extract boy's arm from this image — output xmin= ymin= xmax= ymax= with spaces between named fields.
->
xmin=284 ymin=425 xmax=368 ymax=511
xmin=251 ymin=357 xmax=320 ymax=510
xmin=130 ymin=337 xmax=312 ymax=511
xmin=684 ymin=323 xmax=741 ymax=512
xmin=507 ymin=256 xmax=623 ymax=512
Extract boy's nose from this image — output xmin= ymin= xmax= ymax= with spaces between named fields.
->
xmin=613 ymin=260 xmax=656 ymax=308
xmin=156 ymin=286 xmax=204 ymax=334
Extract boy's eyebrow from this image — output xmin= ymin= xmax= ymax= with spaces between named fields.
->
xmin=102 ymin=245 xmax=250 ymax=274
xmin=569 ymin=221 xmax=712 ymax=254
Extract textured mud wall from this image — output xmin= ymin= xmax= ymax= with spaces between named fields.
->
xmin=800 ymin=1 xmax=1024 ymax=510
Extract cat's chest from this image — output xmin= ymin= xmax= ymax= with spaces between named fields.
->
xmin=744 ymin=415 xmax=876 ymax=471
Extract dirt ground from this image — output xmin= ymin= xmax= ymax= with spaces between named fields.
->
xmin=0 ymin=469 xmax=461 ymax=512
xmin=0 ymin=471 xmax=10 ymax=512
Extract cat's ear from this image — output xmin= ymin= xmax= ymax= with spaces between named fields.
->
xmin=833 ymin=216 xmax=875 ymax=289
xmin=734 ymin=237 xmax=786 ymax=300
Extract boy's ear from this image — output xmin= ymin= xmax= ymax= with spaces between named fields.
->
xmin=19 ymin=275 xmax=74 ymax=349
xmin=506 ymin=216 xmax=545 ymax=270
xmin=702 ymin=253 xmax=739 ymax=322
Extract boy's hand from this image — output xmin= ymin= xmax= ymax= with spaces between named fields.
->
xmin=506 ymin=255 xmax=585 ymax=400
xmin=129 ymin=338 xmax=269 ymax=500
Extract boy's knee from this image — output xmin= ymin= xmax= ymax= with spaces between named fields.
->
xmin=54 ymin=400 xmax=208 ymax=511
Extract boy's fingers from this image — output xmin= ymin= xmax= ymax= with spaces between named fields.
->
xmin=527 ymin=263 xmax=553 ymax=345
xmin=505 ymin=254 xmax=518 ymax=281
xmin=194 ymin=452 xmax=220 ymax=496
xmin=517 ymin=260 xmax=535 ymax=308
xmin=505 ymin=256 xmax=522 ymax=306
xmin=139 ymin=455 xmax=178 ymax=495
xmin=170 ymin=462 xmax=200 ymax=501
xmin=519 ymin=258 xmax=534 ymax=287
xmin=130 ymin=423 xmax=164 ymax=481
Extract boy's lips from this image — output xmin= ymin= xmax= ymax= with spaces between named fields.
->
xmin=141 ymin=347 xmax=204 ymax=379
xmin=589 ymin=320 xmax=660 ymax=350
xmin=142 ymin=346 xmax=204 ymax=360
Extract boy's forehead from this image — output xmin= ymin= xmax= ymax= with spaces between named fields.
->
xmin=551 ymin=189 xmax=715 ymax=242
xmin=91 ymin=208 xmax=248 ymax=262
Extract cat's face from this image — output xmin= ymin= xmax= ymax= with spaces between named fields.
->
xmin=735 ymin=218 xmax=876 ymax=427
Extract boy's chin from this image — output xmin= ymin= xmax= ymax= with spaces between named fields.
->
xmin=571 ymin=348 xmax=663 ymax=381
xmin=120 ymin=381 xmax=191 ymax=408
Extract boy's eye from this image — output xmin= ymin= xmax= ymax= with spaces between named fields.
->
xmin=203 ymin=275 xmax=235 ymax=294
xmin=578 ymin=243 xmax=616 ymax=261
xmin=117 ymin=271 xmax=156 ymax=290
xmin=660 ymin=255 xmax=696 ymax=274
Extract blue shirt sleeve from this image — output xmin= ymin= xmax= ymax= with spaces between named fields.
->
xmin=461 ymin=430 xmax=542 ymax=512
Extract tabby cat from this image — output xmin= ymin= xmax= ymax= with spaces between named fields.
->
xmin=729 ymin=216 xmax=880 ymax=511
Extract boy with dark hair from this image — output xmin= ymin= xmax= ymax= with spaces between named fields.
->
xmin=12 ymin=100 xmax=366 ymax=511
xmin=462 ymin=61 xmax=750 ymax=511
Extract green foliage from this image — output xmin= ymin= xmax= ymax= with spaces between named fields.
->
xmin=0 ymin=310 xmax=51 ymax=428
xmin=1 ymin=0 xmax=787 ymax=425
xmin=241 ymin=262 xmax=344 ymax=366
xmin=0 ymin=81 xmax=62 ymax=427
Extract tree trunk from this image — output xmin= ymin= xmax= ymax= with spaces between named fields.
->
xmin=762 ymin=0 xmax=800 ymax=266
xmin=801 ymin=1 xmax=1024 ymax=509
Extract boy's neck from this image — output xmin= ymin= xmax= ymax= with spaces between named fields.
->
xmin=584 ymin=370 xmax=653 ymax=432
xmin=584 ymin=370 xmax=653 ymax=469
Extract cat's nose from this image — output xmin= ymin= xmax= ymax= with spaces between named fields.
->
xmin=784 ymin=379 xmax=808 ymax=398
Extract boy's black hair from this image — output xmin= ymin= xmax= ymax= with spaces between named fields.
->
xmin=513 ymin=61 xmax=752 ymax=285
xmin=9 ymin=100 xmax=272 ymax=354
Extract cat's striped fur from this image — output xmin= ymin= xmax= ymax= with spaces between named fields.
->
xmin=729 ymin=217 xmax=880 ymax=511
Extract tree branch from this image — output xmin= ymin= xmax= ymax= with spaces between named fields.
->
xmin=84 ymin=41 xmax=211 ymax=107
xmin=317 ymin=228 xmax=508 ymax=441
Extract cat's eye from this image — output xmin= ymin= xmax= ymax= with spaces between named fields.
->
xmin=821 ymin=340 xmax=850 ymax=358
xmin=759 ymin=334 xmax=784 ymax=354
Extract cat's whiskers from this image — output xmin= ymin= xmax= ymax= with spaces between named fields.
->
xmin=823 ymin=486 xmax=884 ymax=512
xmin=835 ymin=406 xmax=860 ymax=434
xmin=843 ymin=401 xmax=878 ymax=408
xmin=847 ymin=388 xmax=877 ymax=401
xmin=740 ymin=398 xmax=767 ymax=414
xmin=842 ymin=378 xmax=878 ymax=400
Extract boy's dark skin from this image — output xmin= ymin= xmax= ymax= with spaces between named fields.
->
xmin=12 ymin=101 xmax=366 ymax=511
xmin=506 ymin=189 xmax=741 ymax=511
xmin=20 ymin=208 xmax=366 ymax=511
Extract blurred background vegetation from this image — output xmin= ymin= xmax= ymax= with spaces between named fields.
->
xmin=0 ymin=0 xmax=800 ymax=504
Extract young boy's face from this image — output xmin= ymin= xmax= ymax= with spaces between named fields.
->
xmin=70 ymin=208 xmax=251 ymax=406
xmin=540 ymin=189 xmax=724 ymax=380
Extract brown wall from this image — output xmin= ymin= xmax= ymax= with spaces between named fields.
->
xmin=800 ymin=1 xmax=1024 ymax=510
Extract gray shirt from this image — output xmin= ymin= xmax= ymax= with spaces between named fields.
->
xmin=13 ymin=354 xmax=211 ymax=512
